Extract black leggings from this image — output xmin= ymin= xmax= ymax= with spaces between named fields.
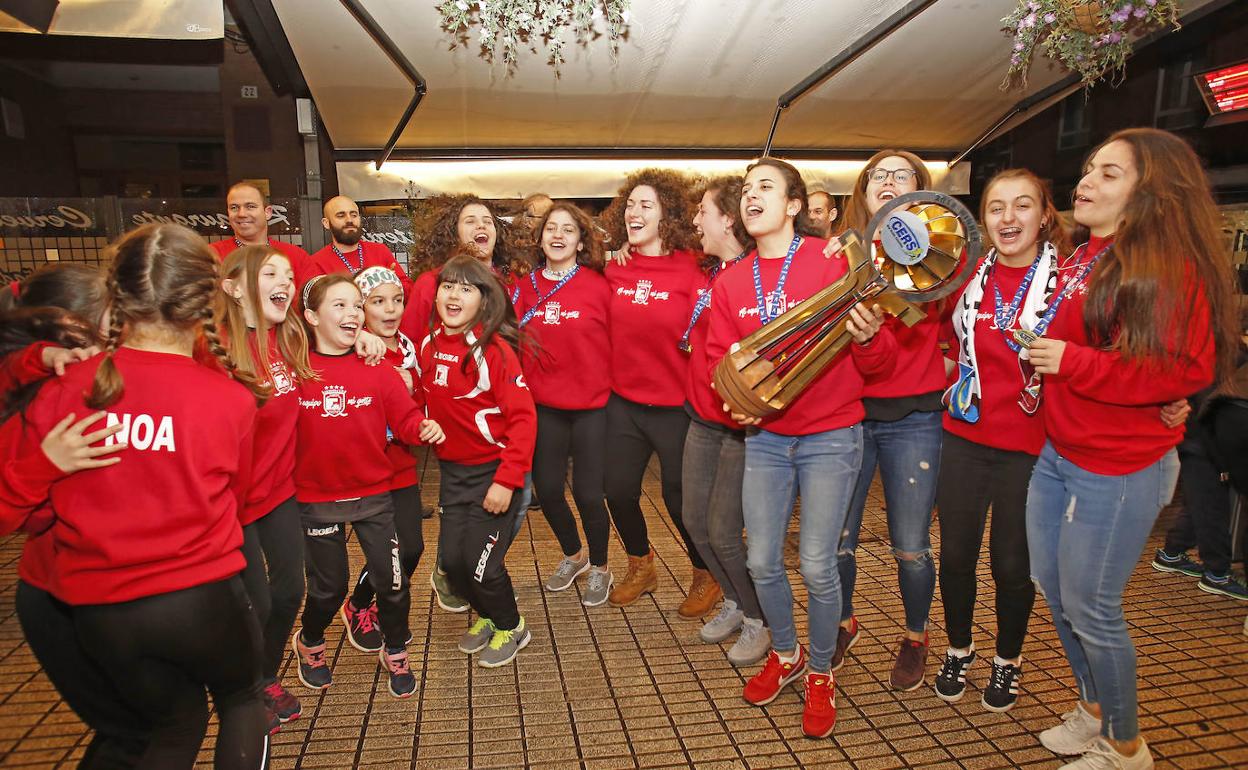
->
xmin=16 ymin=579 xmax=150 ymax=769
xmin=240 ymin=497 xmax=305 ymax=682
xmin=604 ymin=394 xmax=702 ymax=568
xmin=300 ymin=494 xmax=410 ymax=648
xmin=1164 ymin=422 xmax=1233 ymax=575
xmin=351 ymin=484 xmax=426 ymax=609
xmin=935 ymin=431 xmax=1037 ymax=660
xmin=533 ymin=405 xmax=611 ymax=566
xmin=439 ymin=459 xmax=524 ymax=630
xmin=71 ymin=576 xmax=268 ymax=770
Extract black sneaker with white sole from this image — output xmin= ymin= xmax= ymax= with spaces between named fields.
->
xmin=933 ymin=648 xmax=976 ymax=702
xmin=981 ymin=657 xmax=1021 ymax=712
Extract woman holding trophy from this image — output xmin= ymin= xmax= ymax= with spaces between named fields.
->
xmin=705 ymin=157 xmax=894 ymax=738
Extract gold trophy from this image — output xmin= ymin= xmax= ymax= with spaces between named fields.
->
xmin=713 ymin=190 xmax=982 ymax=419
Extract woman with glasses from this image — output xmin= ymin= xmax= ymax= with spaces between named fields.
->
xmin=835 ymin=150 xmax=944 ymax=692
xmin=932 ymin=169 xmax=1068 ymax=712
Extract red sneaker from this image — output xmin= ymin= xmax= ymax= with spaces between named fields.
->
xmin=802 ymin=672 xmax=837 ymax=738
xmin=743 ymin=647 xmax=807 ymax=706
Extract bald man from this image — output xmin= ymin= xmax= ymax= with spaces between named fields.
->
xmin=306 ymin=195 xmax=410 ymax=288
xmin=807 ymin=191 xmax=838 ymax=238
xmin=209 ymin=182 xmax=312 ymax=279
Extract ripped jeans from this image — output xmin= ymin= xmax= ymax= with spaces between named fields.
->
xmin=839 ymin=410 xmax=941 ymax=634
xmin=1026 ymin=442 xmax=1180 ymax=742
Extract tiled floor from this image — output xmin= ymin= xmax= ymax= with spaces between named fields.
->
xmin=0 ymin=458 xmax=1245 ymax=769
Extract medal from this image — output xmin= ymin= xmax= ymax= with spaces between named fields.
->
xmin=1011 ymin=328 xmax=1039 ymax=349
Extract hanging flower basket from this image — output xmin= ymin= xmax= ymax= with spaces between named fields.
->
xmin=1001 ymin=0 xmax=1182 ymax=90
xmin=436 ymin=0 xmax=632 ymax=73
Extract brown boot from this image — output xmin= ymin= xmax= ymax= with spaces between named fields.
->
xmin=608 ymin=552 xmax=658 ymax=607
xmin=677 ymin=568 xmax=723 ymax=619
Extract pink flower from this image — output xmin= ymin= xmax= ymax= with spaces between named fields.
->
xmin=1044 ymin=12 xmax=1056 ymax=23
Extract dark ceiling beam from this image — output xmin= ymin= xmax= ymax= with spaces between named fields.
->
xmin=337 ymin=0 xmax=426 ymax=170
xmin=1 ymin=0 xmax=59 ymax=32
xmin=0 ymin=30 xmax=223 ymax=64
xmin=762 ymin=0 xmax=940 ymax=155
xmin=224 ymin=0 xmax=310 ymax=97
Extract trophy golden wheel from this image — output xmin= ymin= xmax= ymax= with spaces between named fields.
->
xmin=866 ymin=190 xmax=981 ymax=303
xmin=712 ymin=189 xmax=982 ymax=420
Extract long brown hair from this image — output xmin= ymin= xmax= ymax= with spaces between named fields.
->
xmin=87 ymin=224 xmax=269 ymax=409
xmin=216 ymin=245 xmax=316 ymax=383
xmin=979 ymin=168 xmax=1071 ymax=256
xmin=436 ymin=255 xmax=522 ymax=368
xmin=299 ymin=273 xmax=358 ymax=352
xmin=1080 ymin=128 xmax=1239 ymax=384
xmin=528 ymin=202 xmax=607 ymax=273
xmin=411 ymin=195 xmax=526 ymax=278
xmin=693 ymin=175 xmax=754 ymax=268
xmin=1 ymin=263 xmax=108 ymax=327
xmin=599 ymin=168 xmax=700 ymax=253
xmin=840 ymin=149 xmax=932 ymax=235
xmin=1 ymin=307 xmax=100 ymax=420
xmin=742 ymin=158 xmax=824 ymax=240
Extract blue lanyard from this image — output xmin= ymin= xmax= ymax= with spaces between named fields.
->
xmin=992 ymin=251 xmax=1043 ymax=347
xmin=509 ymin=284 xmax=520 ymax=306
xmin=333 ymin=243 xmax=364 ymax=272
xmin=751 ymin=236 xmax=802 ymax=326
xmin=1000 ymin=241 xmax=1108 ymax=353
xmin=518 ymin=267 xmax=580 ymax=327
xmin=680 ymin=251 xmax=746 ymax=351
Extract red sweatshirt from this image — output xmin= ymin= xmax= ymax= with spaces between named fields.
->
xmin=416 ymin=326 xmax=536 ymax=489
xmin=685 ymin=264 xmax=741 ymax=429
xmin=943 ymin=261 xmax=1046 ymax=455
xmin=8 ymin=348 xmax=257 ymax=604
xmin=381 ymin=343 xmax=420 ymax=490
xmin=210 ymin=238 xmax=313 ymax=286
xmin=399 ymin=270 xmax=439 ymax=343
xmin=1042 ymin=235 xmax=1217 ymax=474
xmin=605 ymin=249 xmax=704 ymax=407
xmin=705 ymin=237 xmax=898 ymax=436
xmin=306 ymin=241 xmax=412 ymax=291
xmin=294 ymin=350 xmax=429 ymax=503
xmin=239 ymin=328 xmax=301 ymax=524
xmin=515 ymin=268 xmax=612 ymax=410
xmin=0 ymin=342 xmax=50 ymax=395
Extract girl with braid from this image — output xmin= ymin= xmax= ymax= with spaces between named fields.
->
xmin=2 ymin=223 xmax=272 ymax=769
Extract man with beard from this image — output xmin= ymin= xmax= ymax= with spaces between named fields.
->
xmin=806 ymin=190 xmax=838 ymax=238
xmin=210 ymin=182 xmax=312 ymax=282
xmin=307 ymin=196 xmax=411 ymax=290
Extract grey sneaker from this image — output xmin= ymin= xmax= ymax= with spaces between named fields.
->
xmin=582 ymin=568 xmax=613 ymax=607
xmin=431 ymin=567 xmax=469 ymax=613
xmin=699 ymin=599 xmax=744 ymax=643
xmin=1058 ymin=736 xmax=1153 ymax=770
xmin=458 ymin=617 xmax=495 ymax=654
xmin=545 ymin=555 xmax=590 ymax=592
xmin=479 ymin=618 xmax=531 ymax=668
xmin=727 ymin=617 xmax=770 ymax=666
xmin=1040 ymin=705 xmax=1103 ymax=756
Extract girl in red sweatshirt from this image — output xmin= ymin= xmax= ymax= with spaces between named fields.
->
xmin=598 ymin=168 xmax=709 ymax=612
xmin=217 ymin=244 xmax=317 ymax=731
xmin=835 ymin=149 xmax=943 ymax=691
xmin=398 ymin=196 xmax=528 ymax=613
xmin=291 ymin=273 xmax=444 ymax=700
xmin=342 ymin=265 xmax=428 ymax=650
xmin=932 ymin=169 xmax=1069 ymax=713
xmin=4 ymin=223 xmax=272 ymax=769
xmin=515 ymin=203 xmax=614 ymax=606
xmin=705 ymin=158 xmax=892 ymax=739
xmin=1023 ymin=129 xmax=1238 ymax=769
xmin=0 ymin=301 xmax=146 ymax=768
xmin=417 ymin=255 xmax=537 ymax=668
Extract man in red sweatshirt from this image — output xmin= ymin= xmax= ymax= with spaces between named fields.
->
xmin=305 ymin=196 xmax=412 ymax=290
xmin=208 ymin=182 xmax=312 ymax=283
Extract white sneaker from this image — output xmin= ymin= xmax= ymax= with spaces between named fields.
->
xmin=1040 ymin=705 xmax=1103 ymax=755
xmin=699 ymin=599 xmax=743 ymax=643
xmin=1059 ymin=737 xmax=1153 ymax=769
xmin=727 ymin=617 xmax=770 ymax=666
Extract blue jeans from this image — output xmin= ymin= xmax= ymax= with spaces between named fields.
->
xmin=839 ymin=410 xmax=941 ymax=633
xmin=743 ymin=425 xmax=862 ymax=673
xmin=1026 ymin=442 xmax=1179 ymax=742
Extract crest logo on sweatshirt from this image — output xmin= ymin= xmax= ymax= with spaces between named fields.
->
xmin=433 ymin=363 xmax=450 ymax=387
xmin=616 ymin=279 xmax=671 ymax=305
xmin=269 ymin=361 xmax=295 ymax=395
xmin=321 ymin=385 xmax=348 ymax=417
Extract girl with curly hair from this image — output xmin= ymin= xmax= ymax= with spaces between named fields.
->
xmin=598 ymin=169 xmax=712 ymax=614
